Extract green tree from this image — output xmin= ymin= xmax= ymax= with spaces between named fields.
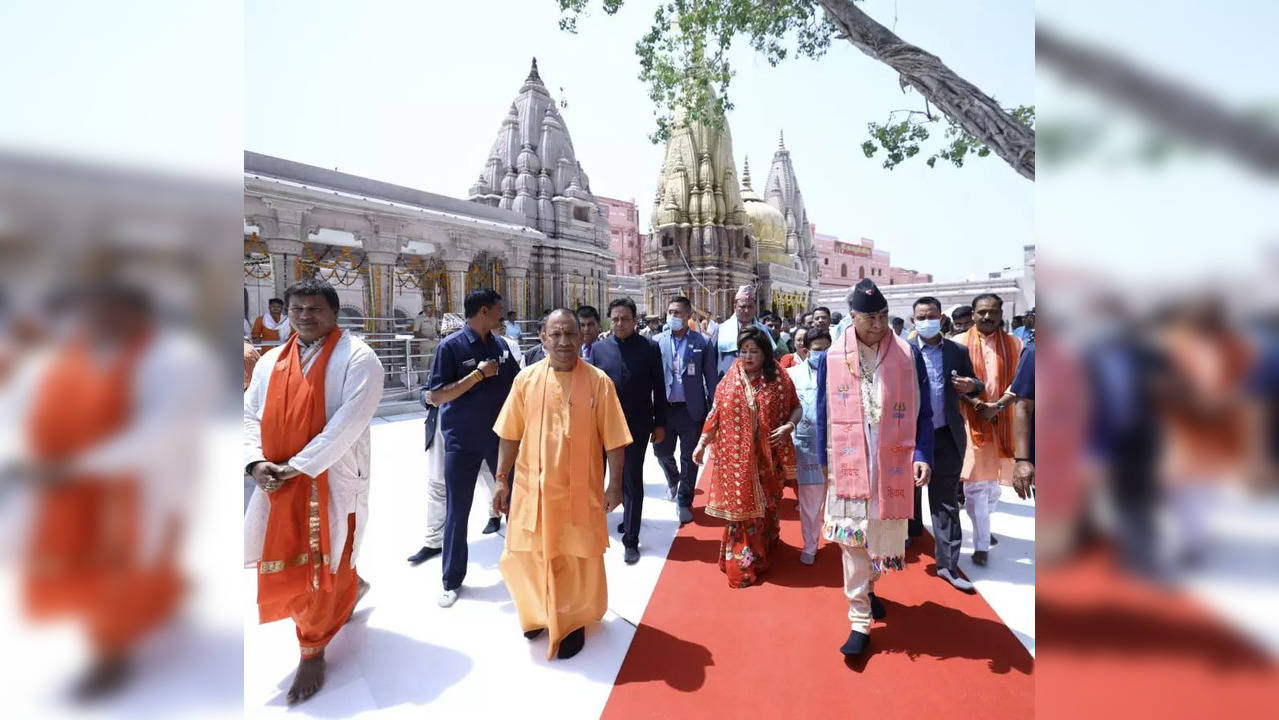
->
xmin=557 ymin=0 xmax=1035 ymax=180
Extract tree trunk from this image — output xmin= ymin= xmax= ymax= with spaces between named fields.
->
xmin=818 ymin=0 xmax=1035 ymax=180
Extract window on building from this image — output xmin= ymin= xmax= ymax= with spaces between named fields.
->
xmin=840 ymin=263 xmax=847 ymax=278
xmin=859 ymin=266 xmax=865 ymax=279
xmin=573 ymin=206 xmax=590 ymax=222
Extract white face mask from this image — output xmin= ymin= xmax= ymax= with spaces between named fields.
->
xmin=915 ymin=318 xmax=942 ymax=339
xmin=667 ymin=315 xmax=685 ymax=332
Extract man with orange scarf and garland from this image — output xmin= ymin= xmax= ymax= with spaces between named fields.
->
xmin=816 ymin=278 xmax=934 ymax=657
xmin=956 ymin=293 xmax=1023 ymax=567
xmin=243 ymin=278 xmax=384 ymax=705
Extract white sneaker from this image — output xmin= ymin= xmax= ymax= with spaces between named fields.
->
xmin=799 ymin=550 xmax=816 ymax=565
xmin=438 ymin=588 xmax=459 ymax=608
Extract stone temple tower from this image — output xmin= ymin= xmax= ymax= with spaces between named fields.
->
xmin=644 ymin=96 xmax=756 ymax=319
xmin=470 ymin=58 xmax=613 ymax=310
xmin=756 ymin=130 xmax=817 ymax=317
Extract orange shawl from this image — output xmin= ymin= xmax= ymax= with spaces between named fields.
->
xmin=961 ymin=326 xmax=1020 ymax=457
xmin=256 ymin=330 xmax=340 ymax=623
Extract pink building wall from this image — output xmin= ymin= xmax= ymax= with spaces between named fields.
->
xmin=812 ymin=224 xmax=900 ymax=288
xmin=596 ymin=195 xmax=643 ymax=276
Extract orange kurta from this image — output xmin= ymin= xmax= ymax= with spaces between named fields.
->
xmin=959 ymin=329 xmax=1023 ymax=484
xmin=494 ymin=358 xmax=632 ymax=658
xmin=256 ymin=330 xmax=357 ymax=657
xmin=23 ymin=331 xmax=183 ymax=655
xmin=251 ymin=314 xmax=284 ymax=344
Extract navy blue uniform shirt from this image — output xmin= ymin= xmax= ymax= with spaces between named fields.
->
xmin=428 ymin=324 xmax=519 ymax=452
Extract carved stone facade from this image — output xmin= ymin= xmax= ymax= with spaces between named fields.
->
xmin=469 ymin=58 xmax=614 ymax=312
xmin=644 ymin=96 xmax=756 ymax=319
xmin=244 ymin=152 xmax=540 ymax=332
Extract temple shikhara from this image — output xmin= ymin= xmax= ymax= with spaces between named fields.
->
xmin=243 ymin=57 xmax=953 ymax=404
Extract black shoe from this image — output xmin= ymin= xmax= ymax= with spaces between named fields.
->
xmin=972 ymin=550 xmax=988 ymax=566
xmin=407 ymin=545 xmax=441 ymax=565
xmin=989 ymin=533 xmax=998 ymax=546
xmin=557 ymin=628 xmax=586 ymax=659
xmin=482 ymin=517 xmax=501 ymax=535
xmin=868 ymin=592 xmax=886 ymax=620
xmin=839 ymin=630 xmax=869 ymax=656
xmin=617 ymin=522 xmax=624 ymax=534
xmin=624 ymin=546 xmax=640 ymax=564
xmin=677 ymin=505 xmax=693 ymax=524
xmin=523 ymin=628 xmax=545 ymax=639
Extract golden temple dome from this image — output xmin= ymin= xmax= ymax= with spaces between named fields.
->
xmin=740 ymin=157 xmax=788 ymax=266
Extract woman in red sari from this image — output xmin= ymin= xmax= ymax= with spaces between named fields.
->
xmin=694 ymin=327 xmax=801 ymax=587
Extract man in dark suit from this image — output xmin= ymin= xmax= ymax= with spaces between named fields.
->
xmin=522 ymin=314 xmax=548 ymax=365
xmin=591 ymin=298 xmax=668 ymax=564
xmin=522 ymin=343 xmax=545 ymax=365
xmin=910 ymin=296 xmax=985 ymax=593
xmin=652 ymin=296 xmax=719 ymax=524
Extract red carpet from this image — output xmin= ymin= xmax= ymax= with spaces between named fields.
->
xmin=602 ymin=487 xmax=1034 ymax=719
xmin=1036 ymin=546 xmax=1279 ymax=719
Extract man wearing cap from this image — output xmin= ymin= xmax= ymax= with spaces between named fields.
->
xmin=815 ymin=278 xmax=934 ymax=657
xmin=710 ymin=285 xmax=775 ymax=378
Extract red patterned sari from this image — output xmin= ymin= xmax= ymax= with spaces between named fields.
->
xmin=702 ymin=360 xmax=798 ymax=587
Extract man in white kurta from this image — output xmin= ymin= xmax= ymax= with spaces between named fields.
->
xmin=243 ymin=279 xmax=384 ymax=705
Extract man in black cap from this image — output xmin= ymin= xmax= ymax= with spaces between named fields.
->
xmin=816 ymin=278 xmax=934 ymax=657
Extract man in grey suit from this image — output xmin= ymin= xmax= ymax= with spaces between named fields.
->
xmin=911 ymin=296 xmax=985 ymax=592
xmin=652 ymin=296 xmax=719 ymax=524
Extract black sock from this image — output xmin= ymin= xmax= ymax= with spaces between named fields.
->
xmin=523 ymin=628 xmax=544 ymax=639
xmin=556 ymin=628 xmax=585 ymax=659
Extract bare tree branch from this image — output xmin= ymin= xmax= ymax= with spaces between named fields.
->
xmin=818 ymin=0 xmax=1035 ymax=180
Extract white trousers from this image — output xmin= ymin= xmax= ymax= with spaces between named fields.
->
xmin=841 ymin=544 xmax=881 ymax=633
xmin=964 ymin=480 xmax=1002 ymax=551
xmin=797 ymin=483 xmax=826 ymax=555
xmin=424 ymin=424 xmax=497 ymax=547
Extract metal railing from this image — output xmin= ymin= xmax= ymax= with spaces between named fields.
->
xmin=248 ymin=316 xmax=542 ymax=406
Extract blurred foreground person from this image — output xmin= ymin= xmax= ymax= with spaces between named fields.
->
xmin=957 ymin=294 xmax=1023 ymax=567
xmin=491 ymin=309 xmax=630 ymax=659
xmin=1083 ymin=296 xmax=1168 ymax=576
xmin=694 ymin=327 xmax=800 ymax=588
xmin=816 ymin=280 xmax=933 ymax=657
xmin=243 ymin=278 xmax=384 ymax=705
xmin=9 ymin=284 xmax=209 ymax=700
xmin=243 ymin=340 xmax=261 ymax=391
xmin=1159 ymin=297 xmax=1256 ymax=567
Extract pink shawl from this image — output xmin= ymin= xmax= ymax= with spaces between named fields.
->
xmin=825 ymin=329 xmax=918 ymax=520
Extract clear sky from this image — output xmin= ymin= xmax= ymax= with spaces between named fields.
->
xmin=243 ymin=0 xmax=1034 ymax=283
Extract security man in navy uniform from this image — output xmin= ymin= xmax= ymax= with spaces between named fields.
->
xmin=426 ymin=288 xmax=520 ymax=607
